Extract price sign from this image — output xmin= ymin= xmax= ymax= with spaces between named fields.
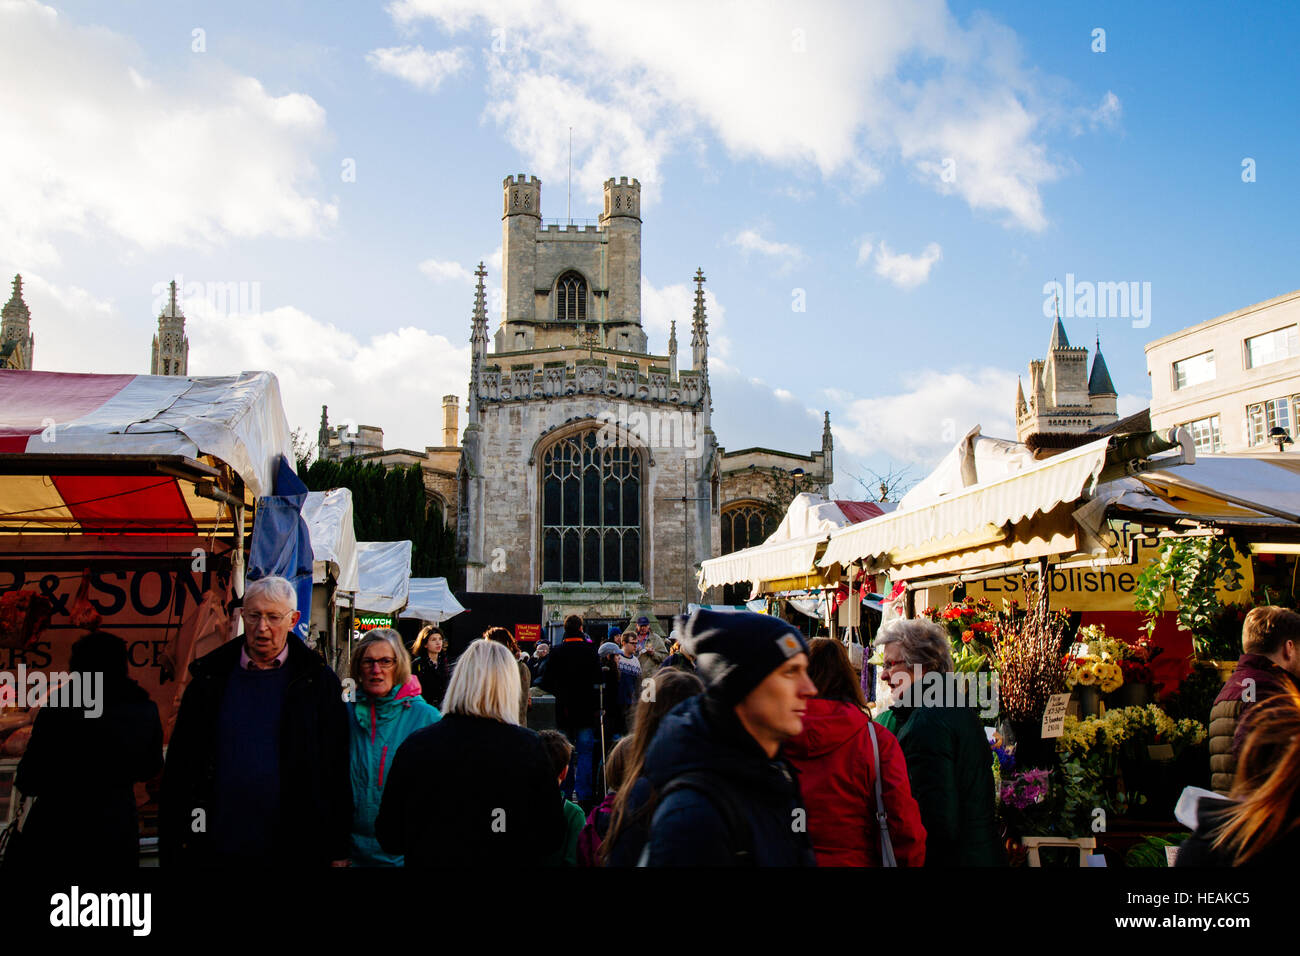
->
xmin=1041 ymin=693 xmax=1072 ymax=738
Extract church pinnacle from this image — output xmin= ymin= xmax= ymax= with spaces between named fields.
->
xmin=2 ymin=273 xmax=35 ymax=370
xmin=690 ymin=267 xmax=708 ymax=373
xmin=150 ymin=276 xmax=188 ymax=375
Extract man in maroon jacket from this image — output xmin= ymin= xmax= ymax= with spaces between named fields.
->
xmin=1208 ymin=606 xmax=1300 ymax=793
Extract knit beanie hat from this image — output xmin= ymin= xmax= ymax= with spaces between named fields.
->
xmin=678 ymin=609 xmax=809 ymax=707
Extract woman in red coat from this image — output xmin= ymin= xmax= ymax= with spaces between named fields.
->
xmin=785 ymin=638 xmax=926 ymax=867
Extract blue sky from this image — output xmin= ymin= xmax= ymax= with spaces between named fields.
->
xmin=4 ymin=0 xmax=1299 ymax=496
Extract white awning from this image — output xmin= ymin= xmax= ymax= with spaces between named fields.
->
xmin=347 ymin=540 xmax=412 ymax=614
xmin=302 ymin=489 xmax=359 ymax=591
xmin=400 ymin=578 xmax=466 ymax=624
xmin=818 ymin=437 xmax=1111 ymax=571
xmin=699 ymin=531 xmax=830 ymax=590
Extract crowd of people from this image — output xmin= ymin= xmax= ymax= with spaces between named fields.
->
xmin=4 ymin=574 xmax=1300 ymax=868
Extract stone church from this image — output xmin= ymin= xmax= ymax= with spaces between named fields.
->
xmin=1 ymin=275 xmax=34 ymax=371
xmin=1015 ymin=314 xmax=1118 ymax=441
xmin=321 ymin=174 xmax=833 ymax=626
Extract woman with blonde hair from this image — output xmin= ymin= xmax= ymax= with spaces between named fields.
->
xmin=374 ymin=638 xmax=565 ymax=866
xmin=1178 ymin=684 xmax=1300 ymax=866
xmin=347 ymin=628 xmax=440 ymax=865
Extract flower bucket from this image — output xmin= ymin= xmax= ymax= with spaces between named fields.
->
xmin=1108 ymin=683 xmax=1155 ymax=710
xmin=1074 ymin=686 xmax=1102 ymax=718
xmin=1007 ymin=719 xmax=1058 ymax=771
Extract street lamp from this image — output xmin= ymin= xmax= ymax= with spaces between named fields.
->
xmin=1269 ymin=426 xmax=1292 ymax=453
xmin=789 ymin=467 xmax=806 ymax=497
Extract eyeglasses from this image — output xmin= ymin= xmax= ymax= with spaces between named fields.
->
xmin=879 ymin=658 xmax=908 ymax=671
xmin=245 ymin=612 xmax=289 ymax=625
xmin=361 ymin=657 xmax=396 ymax=670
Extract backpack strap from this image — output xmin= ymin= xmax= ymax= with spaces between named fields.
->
xmin=867 ymin=721 xmax=898 ymax=867
xmin=640 ymin=771 xmax=755 ymax=866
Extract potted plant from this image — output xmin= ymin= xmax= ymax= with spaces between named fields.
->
xmin=1132 ymin=535 xmax=1248 ymax=668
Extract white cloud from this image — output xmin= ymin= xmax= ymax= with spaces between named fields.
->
xmin=1088 ymin=90 xmax=1122 ymax=128
xmin=385 ymin=0 xmax=1077 ymax=229
xmin=419 ymin=258 xmax=474 ymax=282
xmin=185 ymin=302 xmax=470 ymax=451
xmin=730 ymin=228 xmax=805 ymax=270
xmin=870 ymin=241 xmax=943 ymax=289
xmin=857 ymin=239 xmax=874 ymax=266
xmin=832 ymin=367 xmax=1020 ymax=464
xmin=0 ymin=0 xmax=338 ymax=267
xmin=640 ymin=276 xmax=730 ymax=364
xmin=366 ymin=45 xmax=468 ymax=93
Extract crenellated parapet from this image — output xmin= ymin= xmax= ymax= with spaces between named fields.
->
xmin=475 ymin=359 xmax=705 ymax=407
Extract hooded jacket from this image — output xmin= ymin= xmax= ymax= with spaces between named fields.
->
xmin=784 ymin=697 xmax=926 ymax=867
xmin=891 ymin=702 xmax=1005 ymax=867
xmin=1208 ymin=654 xmax=1296 ymax=794
xmin=160 ymin=635 xmax=352 ymax=866
xmin=349 ymin=676 xmax=442 ymax=865
xmin=612 ymin=694 xmax=817 ymax=867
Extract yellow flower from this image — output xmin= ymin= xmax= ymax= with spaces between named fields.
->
xmin=1075 ymin=662 xmax=1098 ymax=686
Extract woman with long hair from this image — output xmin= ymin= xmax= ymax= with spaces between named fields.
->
xmin=410 ymin=625 xmax=450 ymax=709
xmin=374 ymin=639 xmax=565 ymax=866
xmin=347 ymin=628 xmax=440 ymax=865
xmin=1178 ymin=683 xmax=1300 ymax=865
xmin=600 ymin=667 xmax=706 ymax=865
xmin=484 ymin=626 xmax=531 ymax=727
xmin=783 ymin=638 xmax=926 ymax=866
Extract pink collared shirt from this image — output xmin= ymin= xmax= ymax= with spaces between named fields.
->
xmin=240 ymin=640 xmax=290 ymax=671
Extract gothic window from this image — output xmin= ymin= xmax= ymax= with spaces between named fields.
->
xmin=541 ymin=430 xmax=641 ymax=584
xmin=555 ymin=271 xmax=587 ymax=323
xmin=720 ymin=503 xmax=775 ymax=605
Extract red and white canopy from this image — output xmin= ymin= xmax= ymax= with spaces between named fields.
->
xmin=0 ymin=370 xmax=293 ymax=534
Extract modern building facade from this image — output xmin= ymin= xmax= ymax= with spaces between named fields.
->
xmin=1146 ymin=287 xmax=1300 ymax=453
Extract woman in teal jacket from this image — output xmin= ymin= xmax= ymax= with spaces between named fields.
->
xmin=349 ymin=628 xmax=441 ymax=865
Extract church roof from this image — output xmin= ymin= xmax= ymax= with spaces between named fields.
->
xmin=1088 ymin=344 xmax=1116 ymax=395
xmin=1048 ymin=315 xmax=1070 ymax=350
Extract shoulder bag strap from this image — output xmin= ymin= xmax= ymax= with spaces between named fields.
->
xmin=867 ymin=721 xmax=897 ymax=867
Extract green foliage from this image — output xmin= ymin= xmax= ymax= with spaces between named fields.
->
xmin=1162 ymin=662 xmax=1228 ymax=724
xmin=298 ymin=458 xmax=459 ymax=582
xmin=1125 ymin=833 xmax=1189 ymax=867
xmin=1132 ymin=537 xmax=1245 ymax=657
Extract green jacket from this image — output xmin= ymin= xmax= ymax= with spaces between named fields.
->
xmin=891 ymin=704 xmax=1005 ymax=867
xmin=349 ymin=678 xmax=441 ymax=865
xmin=544 ymin=796 xmax=586 ymax=866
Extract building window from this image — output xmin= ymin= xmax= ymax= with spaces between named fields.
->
xmin=1246 ymin=396 xmax=1297 ymax=447
xmin=1181 ymin=415 xmax=1223 ymax=454
xmin=554 ymin=271 xmax=587 ymax=323
xmin=1245 ymin=326 xmax=1299 ymax=369
xmin=1173 ymin=351 xmax=1215 ymax=389
xmin=541 ymin=430 xmax=641 ymax=584
xmin=720 ymin=503 xmax=775 ymax=606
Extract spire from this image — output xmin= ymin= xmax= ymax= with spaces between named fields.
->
xmin=3 ymin=274 xmax=29 ymax=322
xmin=690 ymin=267 xmax=708 ymax=373
xmin=822 ymin=410 xmax=834 ymax=488
xmin=822 ymin=410 xmax=832 ymax=448
xmin=470 ymin=262 xmax=489 ymax=354
xmin=160 ymin=279 xmax=185 ymax=318
xmin=2 ymin=273 xmax=34 ymax=370
xmin=1048 ymin=313 xmax=1070 ymax=350
xmin=318 ymin=405 xmax=330 ymax=454
xmin=668 ymin=319 xmax=678 ymax=379
xmin=1088 ymin=336 xmax=1116 ymax=396
xmin=1016 ymin=377 xmax=1027 ymax=417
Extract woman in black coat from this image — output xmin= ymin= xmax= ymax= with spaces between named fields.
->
xmin=410 ymin=625 xmax=451 ymax=708
xmin=375 ymin=639 xmax=565 ymax=866
xmin=10 ymin=631 xmax=163 ymax=868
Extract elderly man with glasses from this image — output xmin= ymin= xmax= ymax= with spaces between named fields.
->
xmin=161 ymin=575 xmax=352 ymax=866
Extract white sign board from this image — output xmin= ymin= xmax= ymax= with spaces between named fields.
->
xmin=1041 ymin=693 xmax=1072 ymax=738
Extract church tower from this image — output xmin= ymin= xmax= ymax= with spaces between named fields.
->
xmin=151 ymin=280 xmax=189 ymax=376
xmin=1016 ymin=314 xmax=1119 ymax=441
xmin=1 ymin=274 xmax=34 ymax=370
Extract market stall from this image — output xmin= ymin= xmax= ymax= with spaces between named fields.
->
xmin=399 ymin=578 xmax=465 ymax=625
xmin=0 ymin=369 xmax=296 ymax=835
xmin=302 ymin=488 xmax=360 ymax=671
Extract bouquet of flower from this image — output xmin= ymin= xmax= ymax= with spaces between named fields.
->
xmin=923 ymin=596 xmax=1002 ymax=671
xmin=1056 ymin=704 xmax=1207 ymax=759
xmin=1063 ymin=624 xmax=1161 ymax=694
xmin=1001 ymin=767 xmax=1050 ymax=809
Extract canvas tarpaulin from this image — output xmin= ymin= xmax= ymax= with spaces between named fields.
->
xmin=349 ymin=541 xmax=412 ymax=615
xmin=399 ymin=578 xmax=465 ymax=624
xmin=302 ymin=488 xmax=359 ymax=592
xmin=247 ymin=457 xmax=314 ymax=638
